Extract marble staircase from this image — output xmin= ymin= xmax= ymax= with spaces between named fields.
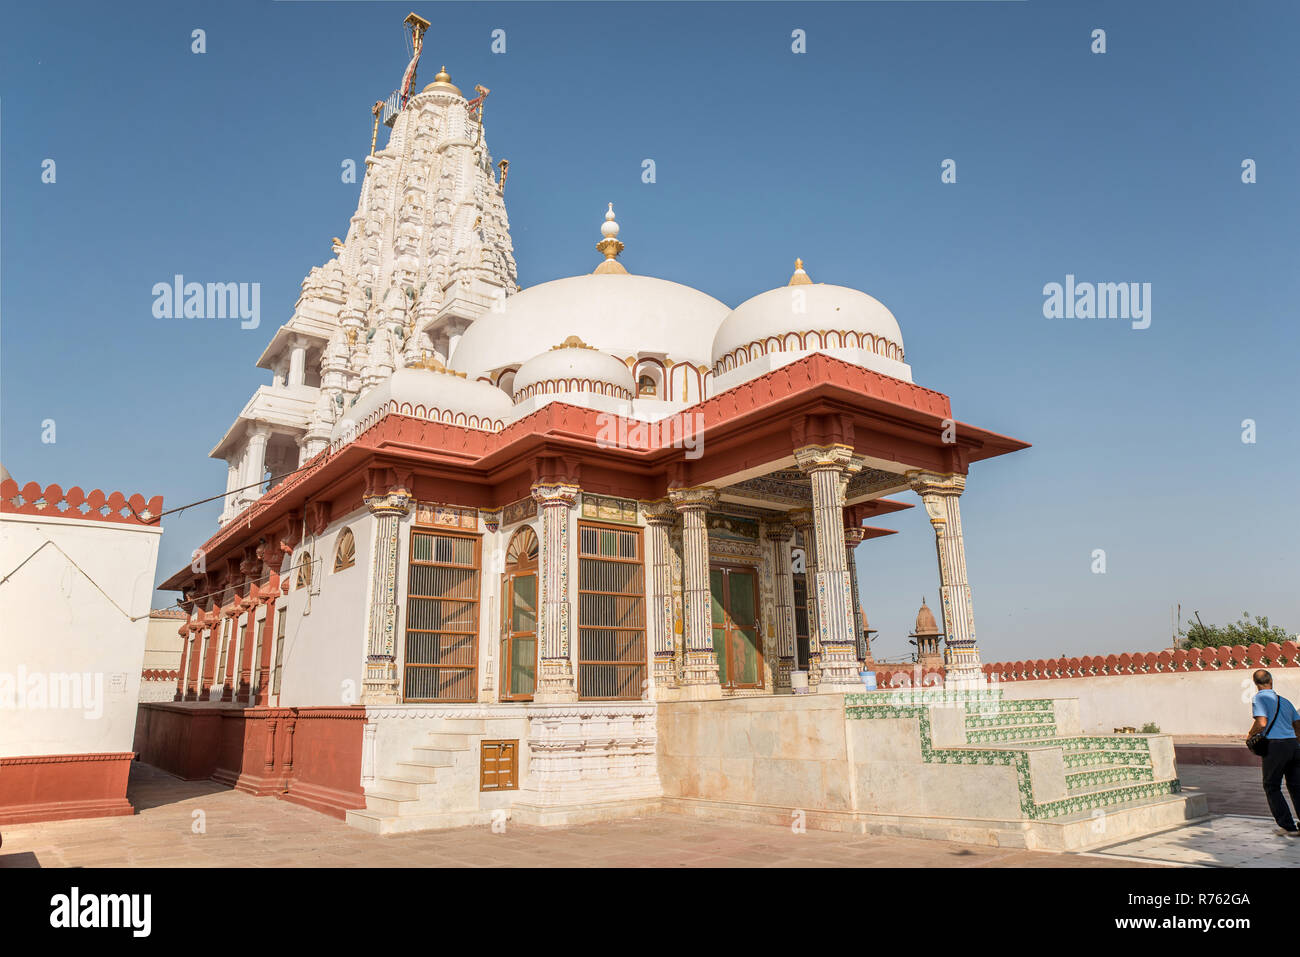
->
xmin=346 ymin=718 xmax=502 ymax=835
xmin=845 ymin=687 xmax=1209 ymax=850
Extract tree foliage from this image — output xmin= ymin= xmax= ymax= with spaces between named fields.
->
xmin=1179 ymin=612 xmax=1291 ymax=650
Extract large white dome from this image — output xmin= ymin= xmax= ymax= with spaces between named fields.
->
xmin=513 ymin=340 xmax=636 ymax=403
xmin=710 ymin=281 xmax=911 ymax=388
xmin=330 ymin=366 xmax=513 ymax=442
xmin=450 ymin=273 xmax=730 ymax=379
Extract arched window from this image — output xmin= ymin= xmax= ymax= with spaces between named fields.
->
xmin=505 ymin=525 xmax=539 ymax=570
xmin=637 ymin=374 xmax=657 ymax=397
xmin=295 ymin=552 xmax=313 ymax=590
xmin=333 ymin=527 xmax=356 ymax=572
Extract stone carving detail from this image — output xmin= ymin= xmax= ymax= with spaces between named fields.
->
xmin=641 ymin=499 xmax=678 ymax=695
xmin=669 ymin=487 xmax=720 ymax=694
xmin=765 ymin=523 xmax=797 ymax=691
xmin=363 ymin=488 xmax=411 ymax=703
xmin=793 ymin=445 xmax=863 ymax=691
xmin=907 ymin=470 xmax=981 ymax=685
xmin=532 ymin=482 xmax=580 ymax=702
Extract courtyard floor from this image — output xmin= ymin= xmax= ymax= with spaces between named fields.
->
xmin=0 ymin=762 xmax=1295 ymax=868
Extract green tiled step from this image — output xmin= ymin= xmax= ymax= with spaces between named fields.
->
xmin=1063 ymin=749 xmax=1153 ymax=770
xmin=1032 ymin=779 xmax=1181 ymax=820
xmin=965 ymin=708 xmax=1055 ymax=730
xmin=964 ymin=723 xmax=1057 ymax=744
xmin=984 ymin=735 xmax=1153 ymax=754
xmin=1065 ymin=765 xmax=1155 ymax=792
xmin=963 ymin=699 xmax=1054 ymax=720
xmin=846 ymin=688 xmax=1003 ymax=708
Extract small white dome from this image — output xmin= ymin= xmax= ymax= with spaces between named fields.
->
xmin=710 ymin=282 xmax=910 ymax=388
xmin=450 ymin=274 xmax=730 ymax=378
xmin=512 ymin=340 xmax=636 ymax=403
xmin=330 ymin=366 xmax=513 ymax=442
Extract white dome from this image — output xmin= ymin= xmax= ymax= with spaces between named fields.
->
xmin=513 ymin=341 xmax=636 ymax=403
xmin=711 ymin=283 xmax=906 ymax=375
xmin=450 ymin=274 xmax=730 ymax=379
xmin=330 ymin=366 xmax=513 ymax=442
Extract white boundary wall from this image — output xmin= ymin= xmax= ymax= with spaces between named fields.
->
xmin=996 ymin=669 xmax=1300 ymax=736
xmin=0 ymin=512 xmax=162 ymax=757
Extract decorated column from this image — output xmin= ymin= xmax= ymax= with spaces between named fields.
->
xmin=907 ymin=471 xmax=982 ymax=686
xmin=669 ymin=487 xmax=721 ymax=697
xmin=532 ymin=482 xmax=580 ymax=702
xmin=794 ymin=444 xmax=863 ymax=691
xmin=175 ymin=612 xmax=195 ymax=701
xmin=844 ymin=526 xmax=867 ymax=664
xmin=789 ymin=508 xmax=820 ymax=687
xmin=764 ymin=522 xmax=797 ymax=692
xmin=242 ymin=425 xmax=271 ymax=498
xmin=362 ymin=486 xmax=411 ymax=704
xmin=641 ymin=499 xmax=678 ymax=697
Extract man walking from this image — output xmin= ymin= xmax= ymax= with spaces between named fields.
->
xmin=1247 ymin=670 xmax=1300 ymax=836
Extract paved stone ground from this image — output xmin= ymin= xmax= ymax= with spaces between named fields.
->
xmin=1 ymin=763 xmax=1294 ymax=868
xmin=1080 ymin=765 xmax=1300 ymax=868
xmin=0 ymin=763 xmax=1147 ymax=868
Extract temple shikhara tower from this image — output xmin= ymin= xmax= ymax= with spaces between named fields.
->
xmin=212 ymin=16 xmax=516 ymax=525
xmin=138 ymin=13 xmax=1206 ymax=848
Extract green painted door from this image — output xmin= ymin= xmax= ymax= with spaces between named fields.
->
xmin=710 ymin=566 xmax=764 ymax=689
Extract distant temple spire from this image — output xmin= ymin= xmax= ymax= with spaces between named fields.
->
xmin=788 ymin=257 xmax=812 ymax=285
xmin=593 ymin=203 xmax=627 ymax=275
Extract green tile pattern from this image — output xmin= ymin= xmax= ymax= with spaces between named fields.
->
xmin=845 ymin=698 xmax=1181 ymax=821
xmin=1065 ymin=765 xmax=1154 ymax=790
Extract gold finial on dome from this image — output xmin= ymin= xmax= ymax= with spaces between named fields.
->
xmin=552 ymin=335 xmax=595 ymax=351
xmin=423 ymin=65 xmax=463 ymax=96
xmin=788 ymin=258 xmax=812 ymax=286
xmin=593 ymin=203 xmax=628 ymax=275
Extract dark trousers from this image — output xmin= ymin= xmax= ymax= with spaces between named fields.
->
xmin=1261 ymin=737 xmax=1300 ymax=830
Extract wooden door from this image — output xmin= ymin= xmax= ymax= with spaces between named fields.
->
xmin=710 ymin=565 xmax=764 ymax=689
xmin=499 ymin=526 xmax=539 ymax=701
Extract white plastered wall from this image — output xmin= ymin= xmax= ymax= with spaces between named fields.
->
xmin=276 ymin=507 xmax=372 ymax=707
xmin=0 ymin=512 xmax=162 ymax=757
xmin=996 ymin=668 xmax=1300 ymax=736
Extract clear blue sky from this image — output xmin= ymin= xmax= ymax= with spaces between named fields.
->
xmin=2 ymin=1 xmax=1296 ymax=663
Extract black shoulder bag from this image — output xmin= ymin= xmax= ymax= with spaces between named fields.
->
xmin=1247 ymin=693 xmax=1284 ymax=757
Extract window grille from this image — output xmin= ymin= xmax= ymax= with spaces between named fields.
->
xmin=333 ymin=527 xmax=356 ymax=572
xmin=577 ymin=523 xmax=645 ymax=699
xmin=404 ymin=530 xmax=480 ymax=702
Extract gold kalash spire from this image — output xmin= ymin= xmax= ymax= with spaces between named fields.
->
xmin=788 ymin=258 xmax=812 ymax=285
xmin=593 ymin=203 xmax=627 ymax=275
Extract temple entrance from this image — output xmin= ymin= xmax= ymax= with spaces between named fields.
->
xmin=709 ymin=565 xmax=763 ymax=689
xmin=499 ymin=527 xmax=539 ymax=701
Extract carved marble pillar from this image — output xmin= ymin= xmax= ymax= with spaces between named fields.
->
xmin=789 ymin=508 xmax=820 ymax=687
xmin=176 ymin=620 xmax=194 ymax=700
xmin=362 ymin=487 xmax=411 ymax=704
xmin=200 ymin=616 xmax=222 ymax=700
xmin=223 ymin=592 xmax=253 ymax=702
xmin=532 ymin=482 xmax=580 ymax=702
xmin=288 ymin=336 xmax=309 ymax=388
xmin=844 ymin=526 xmax=867 ymax=664
xmin=243 ymin=425 xmax=271 ymax=498
xmin=184 ymin=623 xmax=203 ymax=701
xmin=669 ymin=487 xmax=721 ymax=697
xmin=641 ymin=499 xmax=677 ymax=698
xmin=794 ymin=444 xmax=863 ymax=692
xmin=765 ymin=522 xmax=797 ymax=692
xmin=908 ymin=471 xmax=983 ymax=687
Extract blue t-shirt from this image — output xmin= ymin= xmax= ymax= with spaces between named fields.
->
xmin=1252 ymin=690 xmax=1298 ymax=740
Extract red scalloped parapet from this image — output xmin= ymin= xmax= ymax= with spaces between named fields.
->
xmin=870 ymin=664 xmax=947 ymax=689
xmin=982 ymin=641 xmax=1298 ymax=682
xmin=0 ymin=479 xmax=163 ymax=527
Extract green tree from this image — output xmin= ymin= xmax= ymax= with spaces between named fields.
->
xmin=1179 ymin=612 xmax=1290 ymax=650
